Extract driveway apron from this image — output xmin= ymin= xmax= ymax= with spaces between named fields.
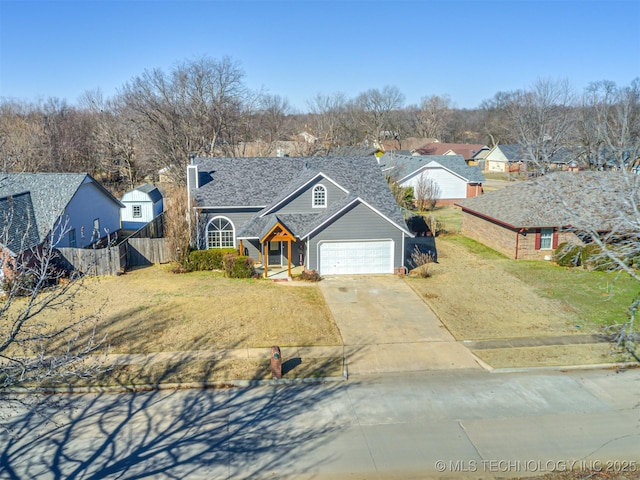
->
xmin=318 ymin=275 xmax=481 ymax=375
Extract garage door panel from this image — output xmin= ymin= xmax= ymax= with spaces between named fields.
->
xmin=319 ymin=240 xmax=393 ymax=275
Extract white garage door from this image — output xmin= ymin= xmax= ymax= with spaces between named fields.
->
xmin=318 ymin=240 xmax=394 ymax=275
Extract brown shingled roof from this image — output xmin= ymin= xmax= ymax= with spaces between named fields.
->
xmin=415 ymin=143 xmax=489 ymax=160
xmin=456 ymin=171 xmax=638 ymax=231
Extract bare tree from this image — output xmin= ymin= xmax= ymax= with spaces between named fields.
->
xmin=162 ymin=185 xmax=196 ymax=268
xmin=0 ymin=205 xmax=107 ymax=417
xmin=506 ymin=79 xmax=577 ymax=173
xmin=414 ymin=94 xmax=453 ymax=141
xmin=350 ymin=86 xmax=405 ymax=146
xmin=414 ymin=173 xmax=441 ymax=211
xmin=306 ymin=92 xmax=351 ymax=149
xmin=119 ymin=56 xmax=254 ymax=184
xmin=80 ymin=89 xmax=142 ymax=191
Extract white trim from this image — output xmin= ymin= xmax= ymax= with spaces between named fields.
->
xmin=399 ymin=161 xmax=470 ymax=184
xmin=317 ymin=239 xmax=394 ymax=275
xmin=312 ymin=184 xmax=327 ymax=208
xmin=206 ymin=215 xmax=236 ymax=249
xmin=259 ymin=172 xmax=348 ymax=218
xmin=195 ymin=205 xmax=266 ymax=210
xmin=301 ymin=197 xmax=413 ymax=240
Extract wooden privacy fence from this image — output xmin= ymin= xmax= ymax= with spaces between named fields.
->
xmin=56 ymin=214 xmax=170 ymax=276
xmin=57 ymin=244 xmax=127 ymax=276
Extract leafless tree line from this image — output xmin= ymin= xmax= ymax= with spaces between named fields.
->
xmin=2 ymin=53 xmax=636 ymax=191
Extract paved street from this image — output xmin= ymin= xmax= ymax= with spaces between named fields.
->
xmin=2 ymin=368 xmax=639 ymax=479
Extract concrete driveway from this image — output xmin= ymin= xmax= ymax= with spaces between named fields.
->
xmin=318 ymin=275 xmax=482 ymax=375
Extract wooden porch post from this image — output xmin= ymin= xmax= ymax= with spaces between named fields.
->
xmin=238 ymin=239 xmax=244 ymax=255
xmin=287 ymin=239 xmax=292 ymax=278
xmin=264 ymin=241 xmax=268 ymax=277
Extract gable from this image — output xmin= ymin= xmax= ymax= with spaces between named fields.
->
xmin=192 ymin=156 xmax=408 ymax=230
xmin=260 ymin=174 xmax=348 ymax=216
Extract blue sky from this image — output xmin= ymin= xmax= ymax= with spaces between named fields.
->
xmin=1 ymin=0 xmax=639 ymax=112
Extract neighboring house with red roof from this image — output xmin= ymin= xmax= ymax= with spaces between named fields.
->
xmin=415 ymin=143 xmax=489 ymax=162
xmin=455 ymin=171 xmax=636 ymax=260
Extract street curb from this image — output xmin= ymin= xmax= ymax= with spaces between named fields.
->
xmin=2 ymin=375 xmax=348 ymax=395
xmin=489 ymin=361 xmax=639 ymax=374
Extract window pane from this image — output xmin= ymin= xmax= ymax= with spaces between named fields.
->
xmin=540 ymin=229 xmax=553 ymax=249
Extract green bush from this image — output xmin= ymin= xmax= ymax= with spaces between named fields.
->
xmin=554 ymin=242 xmax=583 ymax=267
xmin=581 ymin=244 xmax=617 ymax=272
xmin=184 ymin=248 xmax=237 ymax=271
xmin=223 ymin=253 xmax=256 ymax=278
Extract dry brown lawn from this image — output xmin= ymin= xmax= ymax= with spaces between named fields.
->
xmin=43 ymin=265 xmax=341 ymax=355
xmin=405 ymin=238 xmax=594 ymax=341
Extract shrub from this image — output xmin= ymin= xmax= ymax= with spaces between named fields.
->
xmin=184 ymin=248 xmax=237 ymax=271
xmin=410 ymin=246 xmax=435 ymax=278
xmin=554 ymin=242 xmax=583 ymax=267
xmin=223 ymin=253 xmax=256 ymax=278
xmin=298 ymin=270 xmax=322 ymax=282
xmin=581 ymin=244 xmax=617 ymax=272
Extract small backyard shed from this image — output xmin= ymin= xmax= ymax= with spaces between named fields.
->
xmin=121 ymin=184 xmax=163 ymax=230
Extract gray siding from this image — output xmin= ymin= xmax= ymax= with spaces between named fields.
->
xmin=197 ymin=209 xmax=260 ymax=249
xmin=306 ymin=202 xmax=405 ymax=270
xmin=275 ymin=179 xmax=347 ymax=214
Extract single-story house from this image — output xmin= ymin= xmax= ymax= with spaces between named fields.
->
xmin=476 ymin=144 xmax=524 ymax=172
xmin=378 ymin=153 xmax=485 ymax=205
xmin=414 ymin=143 xmax=489 ymax=162
xmin=187 ymin=156 xmax=413 ymax=276
xmin=0 ymin=173 xmax=124 ymax=280
xmin=121 ymin=184 xmax=164 ymax=230
xmin=455 ymin=171 xmax=637 ymax=260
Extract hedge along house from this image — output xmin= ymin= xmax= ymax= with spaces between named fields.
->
xmin=120 ymin=184 xmax=164 ymax=230
xmin=187 ymin=156 xmax=413 ymax=277
xmin=455 ymin=171 xmax=637 ymax=260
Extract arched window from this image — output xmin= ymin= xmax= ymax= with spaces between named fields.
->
xmin=312 ymin=184 xmax=327 ymax=208
xmin=207 ymin=217 xmax=235 ymax=249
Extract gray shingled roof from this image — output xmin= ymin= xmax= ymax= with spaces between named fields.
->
xmin=378 ymin=153 xmax=485 ymax=183
xmin=0 ymin=173 xmax=91 ymax=244
xmin=133 ymin=183 xmax=163 ymax=203
xmin=0 ymin=192 xmax=40 ymax=255
xmin=496 ymin=144 xmax=522 ymax=162
xmin=0 ymin=173 xmax=123 ymax=250
xmin=456 ymin=171 xmax=639 ymax=230
xmin=193 ymin=156 xmax=408 ymax=234
xmin=237 ymin=194 xmax=359 ymax=239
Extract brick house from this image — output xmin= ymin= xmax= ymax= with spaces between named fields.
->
xmin=455 ymin=171 xmax=635 ymax=260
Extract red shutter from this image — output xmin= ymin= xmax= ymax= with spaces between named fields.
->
xmin=552 ymin=231 xmax=559 ymax=249
xmin=535 ymin=231 xmax=541 ymax=250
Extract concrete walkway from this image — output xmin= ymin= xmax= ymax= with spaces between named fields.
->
xmin=317 ymin=275 xmax=482 ymax=375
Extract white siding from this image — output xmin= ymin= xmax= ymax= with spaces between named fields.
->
xmin=403 ymin=166 xmax=467 ymax=200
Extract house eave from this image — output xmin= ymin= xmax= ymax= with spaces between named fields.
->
xmin=301 ymin=197 xmax=412 ymax=240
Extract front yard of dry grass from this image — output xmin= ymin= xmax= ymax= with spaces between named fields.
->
xmin=406 ymin=235 xmax=639 ymax=368
xmin=43 ymin=265 xmax=341 ymax=355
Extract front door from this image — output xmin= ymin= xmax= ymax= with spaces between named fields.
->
xmin=268 ymin=241 xmax=282 ymax=266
